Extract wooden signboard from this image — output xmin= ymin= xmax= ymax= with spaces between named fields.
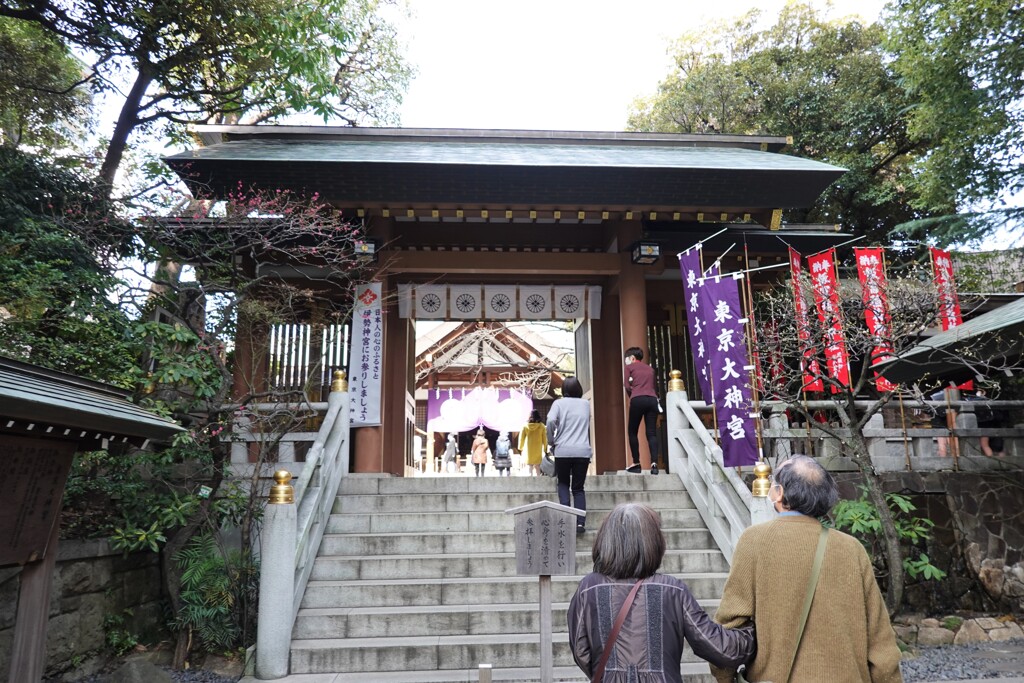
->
xmin=506 ymin=501 xmax=585 ymax=683
xmin=511 ymin=503 xmax=578 ymax=576
xmin=0 ymin=435 xmax=76 ymax=567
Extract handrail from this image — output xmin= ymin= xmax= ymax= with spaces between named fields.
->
xmin=255 ymin=378 xmax=350 ymax=679
xmin=290 ymin=387 xmax=349 ymax=624
xmin=666 ymin=389 xmax=751 ymax=564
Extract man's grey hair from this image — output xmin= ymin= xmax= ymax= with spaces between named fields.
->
xmin=592 ymin=503 xmax=666 ymax=579
xmin=776 ymin=454 xmax=839 ymax=518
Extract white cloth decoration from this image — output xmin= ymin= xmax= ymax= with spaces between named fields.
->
xmin=587 ymin=286 xmax=602 ymax=319
xmin=397 ymin=283 xmax=412 ymax=319
xmin=518 ymin=285 xmax=552 ymax=319
xmin=415 ymin=284 xmax=448 ymax=319
xmin=449 ymin=285 xmax=482 ymax=320
xmin=553 ymin=286 xmax=587 ymax=320
xmin=484 ymin=285 xmax=518 ymax=319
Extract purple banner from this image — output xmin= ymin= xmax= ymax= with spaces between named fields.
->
xmin=698 ymin=273 xmax=759 ymax=467
xmin=679 ymin=248 xmax=718 ymax=401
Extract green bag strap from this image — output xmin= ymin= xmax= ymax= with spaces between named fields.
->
xmin=785 ymin=525 xmax=829 ymax=683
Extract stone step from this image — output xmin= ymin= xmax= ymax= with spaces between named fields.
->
xmin=332 ymin=490 xmax=694 ymax=514
xmin=316 ymin=527 xmax=715 ymax=556
xmin=243 ymin=664 xmax=714 ymax=682
xmin=308 ymin=549 xmax=728 ymax=581
xmin=289 ymin=632 xmax=720 ymax=673
xmin=338 ymin=473 xmax=685 ymax=495
xmin=325 ymin=506 xmax=705 ymax=534
xmin=299 ymin=573 xmax=728 ymax=609
xmin=293 ymin=597 xmax=721 ymax=639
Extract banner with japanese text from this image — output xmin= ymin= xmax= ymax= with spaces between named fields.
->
xmin=789 ymin=248 xmax=823 ymax=391
xmin=697 ymin=273 xmax=759 ymax=467
xmin=930 ymin=247 xmax=963 ymax=331
xmin=854 ymin=247 xmax=897 ymax=392
xmin=348 ymin=282 xmax=383 ymax=426
xmin=807 ymin=249 xmax=850 ymax=390
xmin=679 ymin=248 xmax=718 ymax=401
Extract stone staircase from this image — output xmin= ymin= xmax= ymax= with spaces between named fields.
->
xmin=291 ymin=473 xmax=726 ymax=682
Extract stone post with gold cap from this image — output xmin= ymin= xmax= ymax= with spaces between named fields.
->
xmin=750 ymin=460 xmax=778 ymax=525
xmin=256 ymin=470 xmax=296 ymax=679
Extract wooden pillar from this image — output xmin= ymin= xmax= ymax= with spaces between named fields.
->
xmin=591 ymin=292 xmax=627 ymax=474
xmin=232 ymin=309 xmax=266 ymax=401
xmin=8 ymin=514 xmax=61 ymax=683
xmin=617 ymin=223 xmax=652 ymax=469
xmin=382 ymin=308 xmax=413 ymax=475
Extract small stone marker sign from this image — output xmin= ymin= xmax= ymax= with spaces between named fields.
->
xmin=506 ymin=501 xmax=584 ymax=576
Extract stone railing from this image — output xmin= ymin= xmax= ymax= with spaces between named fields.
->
xmin=665 ymin=378 xmax=758 ymax=564
xmin=753 ymin=399 xmax=1024 ymax=471
xmin=254 ymin=372 xmax=350 ymax=680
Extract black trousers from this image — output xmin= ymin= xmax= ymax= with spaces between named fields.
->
xmin=555 ymin=457 xmax=589 ymax=525
xmin=628 ymin=395 xmax=660 ymax=465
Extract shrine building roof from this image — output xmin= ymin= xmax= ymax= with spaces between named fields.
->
xmin=0 ymin=357 xmax=183 ymax=447
xmin=164 ymin=126 xmax=845 ymax=211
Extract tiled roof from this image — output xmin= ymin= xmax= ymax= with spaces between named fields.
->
xmin=167 ymin=139 xmax=840 ymax=172
xmin=0 ymin=357 xmax=183 ymax=443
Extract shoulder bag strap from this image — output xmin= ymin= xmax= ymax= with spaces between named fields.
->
xmin=784 ymin=525 xmax=829 ymax=683
xmin=592 ymin=578 xmax=646 ymax=683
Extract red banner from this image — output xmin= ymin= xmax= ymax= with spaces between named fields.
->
xmin=789 ymin=248 xmax=824 ymax=391
xmin=930 ymin=247 xmax=963 ymax=331
xmin=807 ymin=248 xmax=850 ymax=390
xmin=854 ymin=247 xmax=897 ymax=392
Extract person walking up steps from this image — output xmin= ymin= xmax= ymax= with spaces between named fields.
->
xmin=493 ymin=432 xmax=512 ymax=476
xmin=518 ymin=410 xmax=547 ymax=476
xmin=547 ymin=377 xmax=592 ymax=534
xmin=471 ymin=428 xmax=488 ymax=477
xmin=624 ymin=346 xmax=661 ymax=474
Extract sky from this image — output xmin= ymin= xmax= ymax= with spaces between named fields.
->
xmin=392 ymin=0 xmax=890 ymax=132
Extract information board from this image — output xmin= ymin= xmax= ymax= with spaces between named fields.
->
xmin=0 ymin=435 xmax=76 ymax=567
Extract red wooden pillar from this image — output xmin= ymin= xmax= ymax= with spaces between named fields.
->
xmin=617 ymin=224 xmax=652 ymax=469
xmin=591 ymin=292 xmax=627 ymax=474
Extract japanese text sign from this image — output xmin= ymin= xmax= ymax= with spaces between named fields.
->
xmin=789 ymin=248 xmax=824 ymax=392
xmin=807 ymin=249 xmax=850 ymax=391
xmin=679 ymin=248 xmax=719 ymax=401
xmin=697 ymin=274 xmax=759 ymax=467
xmin=930 ymin=247 xmax=963 ymax=331
xmin=348 ymin=282 xmax=383 ymax=426
xmin=854 ymin=247 xmax=896 ymax=392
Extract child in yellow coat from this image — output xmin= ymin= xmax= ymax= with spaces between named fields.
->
xmin=517 ymin=410 xmax=548 ymax=477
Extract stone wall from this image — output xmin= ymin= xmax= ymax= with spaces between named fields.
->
xmin=838 ymin=470 xmax=1024 ymax=614
xmin=0 ymin=539 xmax=165 ymax=681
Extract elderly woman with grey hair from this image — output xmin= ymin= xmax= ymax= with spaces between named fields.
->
xmin=568 ymin=503 xmax=755 ymax=683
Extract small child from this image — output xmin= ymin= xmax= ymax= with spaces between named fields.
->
xmin=493 ymin=432 xmax=513 ymax=476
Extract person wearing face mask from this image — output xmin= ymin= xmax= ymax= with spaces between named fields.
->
xmin=709 ymin=455 xmax=903 ymax=683
xmin=623 ymin=346 xmax=661 ymax=474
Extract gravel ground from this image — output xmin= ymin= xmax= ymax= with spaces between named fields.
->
xmin=47 ymin=639 xmax=1024 ymax=682
xmin=44 ymin=667 xmax=238 ymax=683
xmin=901 ymin=639 xmax=1024 ymax=682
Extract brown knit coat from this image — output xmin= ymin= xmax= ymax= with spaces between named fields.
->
xmin=711 ymin=515 xmax=903 ymax=683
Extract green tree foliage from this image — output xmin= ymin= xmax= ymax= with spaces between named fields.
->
xmin=628 ymin=4 xmax=957 ymax=243
xmin=0 ymin=17 xmax=91 ymax=150
xmin=0 ymin=148 xmax=136 ymax=382
xmin=0 ymin=0 xmax=411 ymax=186
xmin=886 ymin=0 xmax=1024 ymax=244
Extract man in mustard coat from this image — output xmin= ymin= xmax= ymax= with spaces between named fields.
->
xmin=711 ymin=455 xmax=903 ymax=683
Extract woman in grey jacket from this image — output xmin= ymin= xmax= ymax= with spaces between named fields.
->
xmin=546 ymin=377 xmax=592 ymax=534
xmin=569 ymin=503 xmax=755 ymax=683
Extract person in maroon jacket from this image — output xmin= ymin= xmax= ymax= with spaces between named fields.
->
xmin=624 ymin=346 xmax=661 ymax=474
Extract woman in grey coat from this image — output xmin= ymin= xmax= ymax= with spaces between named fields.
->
xmin=569 ymin=503 xmax=755 ymax=682
xmin=546 ymin=377 xmax=592 ymax=534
